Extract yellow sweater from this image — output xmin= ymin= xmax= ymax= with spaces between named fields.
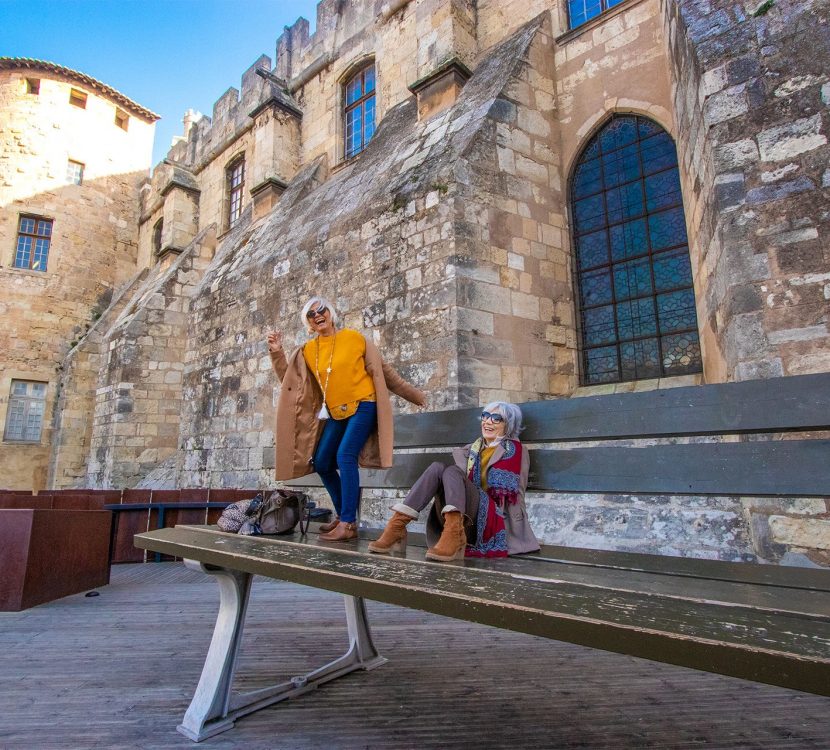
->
xmin=303 ymin=329 xmax=376 ymax=418
xmin=479 ymin=445 xmax=497 ymax=491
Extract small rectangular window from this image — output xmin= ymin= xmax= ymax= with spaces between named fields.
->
xmin=69 ymin=88 xmax=87 ymax=109
xmin=14 ymin=214 xmax=53 ymax=272
xmin=152 ymin=218 xmax=163 ymax=255
xmin=3 ymin=380 xmax=47 ymax=443
xmin=66 ymin=160 xmax=84 ymax=185
xmin=227 ymin=158 xmax=245 ymax=228
xmin=115 ymin=109 xmax=129 ymax=131
xmin=26 ymin=78 xmax=40 ymax=95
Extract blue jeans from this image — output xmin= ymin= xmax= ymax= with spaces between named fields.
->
xmin=312 ymin=401 xmax=377 ymax=524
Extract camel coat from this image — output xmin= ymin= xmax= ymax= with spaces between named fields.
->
xmin=270 ymin=332 xmax=426 ymax=480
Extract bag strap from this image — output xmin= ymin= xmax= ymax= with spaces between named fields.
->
xmin=297 ymin=493 xmax=310 ymax=536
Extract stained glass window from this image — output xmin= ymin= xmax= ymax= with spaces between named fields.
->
xmin=568 ymin=0 xmax=627 ymax=29
xmin=571 ymin=115 xmax=702 ymax=385
xmin=344 ymin=63 xmax=376 ymax=160
xmin=14 ymin=214 xmax=52 ymax=272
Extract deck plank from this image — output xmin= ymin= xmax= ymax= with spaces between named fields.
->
xmin=0 ymin=563 xmax=828 ymax=749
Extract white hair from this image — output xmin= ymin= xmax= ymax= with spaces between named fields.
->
xmin=483 ymin=401 xmax=524 ymax=440
xmin=300 ymin=296 xmax=338 ymax=333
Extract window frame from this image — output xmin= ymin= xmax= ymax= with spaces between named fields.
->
xmin=66 ymin=160 xmax=84 ymax=186
xmin=69 ymin=88 xmax=87 ymax=109
xmin=26 ymin=78 xmax=40 ymax=95
xmin=3 ymin=380 xmax=48 ymax=444
xmin=226 ymin=155 xmax=245 ymax=229
xmin=342 ymin=61 xmax=376 ymax=161
xmin=13 ymin=214 xmax=53 ymax=272
xmin=152 ymin=217 xmax=164 ymax=256
xmin=115 ymin=108 xmax=129 ymax=131
xmin=567 ymin=0 xmax=627 ymax=30
xmin=569 ymin=114 xmax=702 ymax=386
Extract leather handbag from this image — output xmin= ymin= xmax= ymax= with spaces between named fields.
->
xmin=239 ymin=489 xmax=310 ymax=536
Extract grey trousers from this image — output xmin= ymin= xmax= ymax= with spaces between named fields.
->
xmin=392 ymin=462 xmax=480 ymax=540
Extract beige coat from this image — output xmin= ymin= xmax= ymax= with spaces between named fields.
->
xmin=437 ymin=442 xmax=539 ymax=555
xmin=270 ymin=332 xmax=426 ymax=480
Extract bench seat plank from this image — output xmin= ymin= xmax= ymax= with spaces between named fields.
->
xmin=533 ymin=544 xmax=830 ymax=592
xmin=135 ymin=526 xmax=830 ymax=697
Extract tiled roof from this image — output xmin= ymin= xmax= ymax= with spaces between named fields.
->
xmin=0 ymin=57 xmax=160 ymax=122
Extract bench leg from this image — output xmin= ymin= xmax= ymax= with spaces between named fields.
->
xmin=177 ymin=561 xmax=253 ymax=741
xmin=177 ymin=561 xmax=387 ymax=742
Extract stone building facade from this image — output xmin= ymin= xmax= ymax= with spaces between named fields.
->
xmin=40 ymin=1 xmax=830 ymax=563
xmin=0 ymin=59 xmax=157 ymax=490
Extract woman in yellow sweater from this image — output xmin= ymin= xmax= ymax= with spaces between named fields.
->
xmin=267 ymin=296 xmax=426 ymax=542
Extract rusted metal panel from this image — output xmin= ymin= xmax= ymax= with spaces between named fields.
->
xmin=1 ymin=509 xmax=111 ymax=611
xmin=135 ymin=526 xmax=830 ymax=697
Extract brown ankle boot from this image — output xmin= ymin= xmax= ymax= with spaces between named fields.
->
xmin=318 ymin=516 xmax=340 ymax=534
xmin=318 ymin=521 xmax=358 ymax=542
xmin=368 ymin=512 xmax=413 ymax=554
xmin=425 ymin=511 xmax=466 ymax=561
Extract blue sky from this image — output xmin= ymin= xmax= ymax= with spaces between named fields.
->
xmin=1 ymin=0 xmax=320 ymax=165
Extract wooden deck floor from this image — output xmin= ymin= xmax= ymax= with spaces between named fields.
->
xmin=1 ymin=563 xmax=828 ymax=750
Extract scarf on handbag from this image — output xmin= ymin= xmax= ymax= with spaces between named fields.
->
xmin=464 ymin=438 xmax=523 ymax=558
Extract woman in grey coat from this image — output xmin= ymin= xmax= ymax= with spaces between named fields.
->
xmin=369 ymin=401 xmax=539 ymax=561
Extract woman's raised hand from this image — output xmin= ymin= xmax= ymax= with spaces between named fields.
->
xmin=266 ymin=330 xmax=283 ymax=353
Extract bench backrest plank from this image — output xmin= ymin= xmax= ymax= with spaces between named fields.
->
xmin=285 ymin=372 xmax=830 ymax=498
xmin=393 ymin=373 xmax=830 ymax=446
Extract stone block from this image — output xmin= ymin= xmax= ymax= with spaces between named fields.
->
xmin=757 ymin=114 xmax=827 ymax=162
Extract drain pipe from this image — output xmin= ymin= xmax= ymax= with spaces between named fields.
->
xmin=379 ymin=0 xmax=414 ymax=22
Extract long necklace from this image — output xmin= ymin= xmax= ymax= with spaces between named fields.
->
xmin=314 ymin=332 xmax=336 ymax=419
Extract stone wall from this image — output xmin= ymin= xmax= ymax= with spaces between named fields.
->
xmin=47 ymin=269 xmax=147 ymax=488
xmin=42 ymin=1 xmax=830 ymax=565
xmin=0 ymin=65 xmax=155 ymax=488
xmin=83 ymin=228 xmax=216 ymax=488
xmin=664 ymin=0 xmax=830 ymax=381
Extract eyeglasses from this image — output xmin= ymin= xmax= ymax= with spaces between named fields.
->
xmin=306 ymin=305 xmax=328 ymax=320
xmin=479 ymin=411 xmax=505 ymax=424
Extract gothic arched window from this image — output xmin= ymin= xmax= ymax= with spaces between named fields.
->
xmin=571 ymin=115 xmax=702 ymax=385
xmin=343 ymin=62 xmax=375 ymax=160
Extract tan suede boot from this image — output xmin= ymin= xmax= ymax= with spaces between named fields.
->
xmin=425 ymin=511 xmax=466 ymax=561
xmin=368 ymin=512 xmax=413 ymax=554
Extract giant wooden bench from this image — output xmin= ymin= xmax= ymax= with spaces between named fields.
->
xmin=136 ymin=372 xmax=830 ymax=741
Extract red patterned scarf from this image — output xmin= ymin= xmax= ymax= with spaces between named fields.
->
xmin=464 ymin=438 xmax=523 ymax=558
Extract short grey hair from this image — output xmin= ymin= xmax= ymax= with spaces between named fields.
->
xmin=300 ymin=296 xmax=338 ymax=332
xmin=483 ymin=401 xmax=523 ymax=440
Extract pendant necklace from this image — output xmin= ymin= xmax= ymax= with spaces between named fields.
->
xmin=315 ymin=332 xmax=336 ymax=420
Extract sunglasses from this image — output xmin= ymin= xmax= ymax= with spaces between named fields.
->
xmin=480 ymin=411 xmax=505 ymax=424
xmin=306 ymin=305 xmax=328 ymax=320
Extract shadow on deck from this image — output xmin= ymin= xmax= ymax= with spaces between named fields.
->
xmin=1 ymin=563 xmax=828 ymax=749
